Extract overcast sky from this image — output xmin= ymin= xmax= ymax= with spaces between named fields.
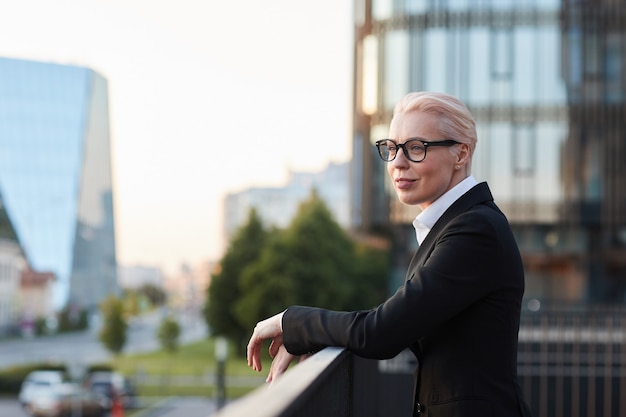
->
xmin=0 ymin=0 xmax=354 ymax=274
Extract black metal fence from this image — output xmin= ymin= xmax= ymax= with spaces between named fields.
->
xmin=214 ymin=306 xmax=626 ymax=417
xmin=518 ymin=306 xmax=626 ymax=417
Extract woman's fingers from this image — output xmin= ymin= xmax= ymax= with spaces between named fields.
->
xmin=267 ymin=345 xmax=296 ymax=383
xmin=246 ymin=312 xmax=284 ymax=372
xmin=269 ymin=335 xmax=283 ymax=358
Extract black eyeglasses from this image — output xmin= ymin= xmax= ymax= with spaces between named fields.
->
xmin=375 ymin=138 xmax=460 ymax=163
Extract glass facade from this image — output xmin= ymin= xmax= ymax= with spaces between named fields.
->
xmin=0 ymin=57 xmax=118 ymax=310
xmin=352 ymin=0 xmax=626 ymax=303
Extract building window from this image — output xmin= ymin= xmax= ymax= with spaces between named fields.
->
xmin=425 ymin=29 xmax=447 ymax=92
xmin=491 ymin=28 xmax=513 ymax=80
xmin=372 ymin=0 xmax=392 ymax=20
xmin=384 ymin=30 xmax=410 ymax=109
xmin=605 ymin=34 xmax=623 ymax=102
xmin=361 ymin=35 xmax=379 ymax=115
xmin=512 ymin=124 xmax=536 ymax=176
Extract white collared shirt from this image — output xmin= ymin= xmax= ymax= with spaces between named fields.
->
xmin=412 ymin=176 xmax=478 ymax=245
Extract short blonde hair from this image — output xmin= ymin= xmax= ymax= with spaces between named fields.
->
xmin=393 ymin=92 xmax=477 ymax=157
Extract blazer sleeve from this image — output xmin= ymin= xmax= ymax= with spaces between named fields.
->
xmin=282 ymin=204 xmax=521 ymax=359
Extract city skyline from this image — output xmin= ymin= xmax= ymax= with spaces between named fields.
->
xmin=0 ymin=1 xmax=354 ymax=274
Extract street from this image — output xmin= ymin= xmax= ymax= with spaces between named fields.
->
xmin=0 ymin=397 xmax=27 ymax=417
xmin=0 ymin=396 xmax=223 ymax=417
xmin=0 ymin=309 xmax=207 ymax=370
xmin=132 ymin=397 xmax=223 ymax=417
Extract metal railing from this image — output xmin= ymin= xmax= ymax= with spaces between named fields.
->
xmin=213 ymin=347 xmax=362 ymax=417
xmin=212 ymin=346 xmax=413 ymax=417
xmin=518 ymin=307 xmax=626 ymax=417
xmin=213 ymin=307 xmax=626 ymax=417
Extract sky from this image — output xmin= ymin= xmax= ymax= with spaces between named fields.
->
xmin=0 ymin=0 xmax=354 ymax=275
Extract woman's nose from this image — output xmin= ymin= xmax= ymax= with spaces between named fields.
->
xmin=391 ymin=147 xmax=410 ymax=168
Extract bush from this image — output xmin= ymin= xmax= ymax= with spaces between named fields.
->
xmin=0 ymin=363 xmax=68 ymax=395
xmin=85 ymin=363 xmax=115 ymax=374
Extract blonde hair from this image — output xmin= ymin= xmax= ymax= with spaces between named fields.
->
xmin=393 ymin=92 xmax=477 ymax=162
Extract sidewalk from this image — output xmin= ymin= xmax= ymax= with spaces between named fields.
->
xmin=132 ymin=397 xmax=224 ymax=417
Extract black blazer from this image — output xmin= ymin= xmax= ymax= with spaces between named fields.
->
xmin=283 ymin=182 xmax=533 ymax=417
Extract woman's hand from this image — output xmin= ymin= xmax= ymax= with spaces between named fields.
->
xmin=246 ymin=312 xmax=284 ymax=372
xmin=266 ymin=344 xmax=296 ymax=383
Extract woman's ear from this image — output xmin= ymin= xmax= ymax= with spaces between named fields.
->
xmin=456 ymin=142 xmax=471 ymax=166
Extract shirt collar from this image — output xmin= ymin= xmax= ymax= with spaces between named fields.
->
xmin=412 ymin=176 xmax=478 ymax=245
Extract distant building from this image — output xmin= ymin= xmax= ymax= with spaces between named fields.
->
xmin=118 ymin=265 xmax=165 ymax=290
xmin=0 ymin=239 xmax=25 ymax=336
xmin=21 ymin=268 xmax=56 ymax=325
xmin=223 ymin=161 xmax=349 ymax=242
xmin=163 ymin=261 xmax=213 ymax=309
xmin=0 ymin=57 xmax=118 ymax=310
xmin=0 ymin=190 xmax=56 ymax=337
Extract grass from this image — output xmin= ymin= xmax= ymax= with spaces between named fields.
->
xmin=107 ymin=338 xmax=267 ymax=399
xmin=112 ymin=338 xmax=245 ymax=375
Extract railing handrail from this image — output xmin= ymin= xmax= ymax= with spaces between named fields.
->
xmin=213 ymin=347 xmax=347 ymax=417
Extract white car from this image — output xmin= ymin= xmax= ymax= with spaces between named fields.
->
xmin=27 ymin=384 xmax=108 ymax=417
xmin=18 ymin=370 xmax=68 ymax=411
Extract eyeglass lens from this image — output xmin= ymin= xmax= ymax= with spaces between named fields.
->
xmin=378 ymin=139 xmax=425 ymax=162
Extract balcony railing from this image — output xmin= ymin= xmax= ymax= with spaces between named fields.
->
xmin=214 ymin=307 xmax=626 ymax=417
xmin=213 ymin=347 xmax=383 ymax=417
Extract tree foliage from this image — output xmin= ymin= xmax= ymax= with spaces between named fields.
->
xmin=98 ymin=296 xmax=128 ymax=355
xmin=205 ymin=191 xmax=390 ymax=351
xmin=204 ymin=208 xmax=268 ymax=348
xmin=138 ymin=284 xmax=167 ymax=306
xmin=347 ymin=242 xmax=390 ymax=309
xmin=157 ymin=316 xmax=181 ymax=354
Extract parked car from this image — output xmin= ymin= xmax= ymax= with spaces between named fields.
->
xmin=26 ymin=383 xmax=109 ymax=417
xmin=84 ymin=371 xmax=137 ymax=409
xmin=18 ymin=370 xmax=69 ymax=410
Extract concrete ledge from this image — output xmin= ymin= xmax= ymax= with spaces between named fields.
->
xmin=212 ymin=347 xmax=346 ymax=417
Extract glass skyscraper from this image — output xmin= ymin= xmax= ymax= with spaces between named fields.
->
xmin=351 ymin=0 xmax=626 ymax=304
xmin=0 ymin=57 xmax=118 ymax=310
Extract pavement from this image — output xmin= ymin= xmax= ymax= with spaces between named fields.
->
xmin=0 ymin=396 xmax=225 ymax=417
xmin=0 ymin=309 xmax=207 ymax=370
xmin=130 ymin=397 xmax=222 ymax=417
xmin=0 ymin=397 xmax=28 ymax=417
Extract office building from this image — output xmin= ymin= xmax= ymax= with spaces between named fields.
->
xmin=224 ymin=161 xmax=349 ymax=242
xmin=0 ymin=57 xmax=118 ymax=310
xmin=351 ymin=0 xmax=626 ymax=303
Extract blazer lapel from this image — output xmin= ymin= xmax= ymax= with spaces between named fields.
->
xmin=410 ymin=182 xmax=494 ymax=268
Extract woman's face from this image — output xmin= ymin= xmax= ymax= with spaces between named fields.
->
xmin=387 ymin=110 xmax=467 ymax=210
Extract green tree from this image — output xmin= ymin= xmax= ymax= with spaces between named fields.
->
xmin=98 ymin=296 xmax=128 ymax=355
xmin=235 ymin=190 xmax=359 ymax=333
xmin=124 ymin=290 xmax=140 ymax=317
xmin=346 ymin=242 xmax=389 ymax=309
xmin=234 ymin=230 xmax=297 ymax=332
xmin=282 ymin=190 xmax=355 ymax=308
xmin=204 ymin=208 xmax=269 ymax=349
xmin=207 ymin=192 xmax=390 ymax=351
xmin=157 ymin=316 xmax=181 ymax=354
xmin=138 ymin=283 xmax=167 ymax=306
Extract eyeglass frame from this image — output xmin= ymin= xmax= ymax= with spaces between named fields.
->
xmin=374 ymin=138 xmax=461 ymax=163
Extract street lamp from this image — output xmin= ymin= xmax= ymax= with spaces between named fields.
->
xmin=215 ymin=337 xmax=228 ymax=409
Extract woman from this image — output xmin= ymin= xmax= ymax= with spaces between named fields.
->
xmin=247 ymin=92 xmax=533 ymax=417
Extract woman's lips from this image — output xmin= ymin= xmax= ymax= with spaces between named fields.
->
xmin=395 ymin=178 xmax=415 ymax=189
